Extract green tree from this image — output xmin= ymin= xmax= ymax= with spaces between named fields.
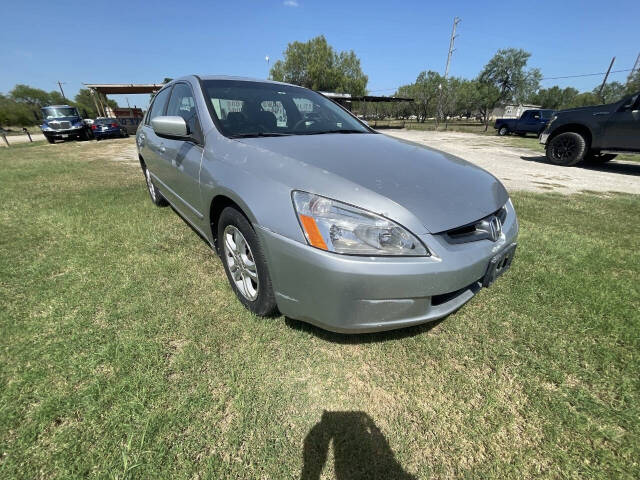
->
xmin=528 ymin=86 xmax=579 ymax=109
xmin=270 ymin=36 xmax=367 ymax=95
xmin=476 ymin=48 xmax=541 ymax=130
xmin=10 ymin=84 xmax=51 ymax=106
xmin=479 ymin=48 xmax=541 ymax=103
xmin=0 ymin=94 xmax=37 ymax=127
xmin=594 ymin=81 xmax=626 ymax=104
xmin=396 ymin=71 xmax=443 ymax=122
xmin=473 ymin=79 xmax=502 ymax=130
xmin=565 ymin=92 xmax=601 ymax=108
xmin=626 ymin=70 xmax=640 ymax=93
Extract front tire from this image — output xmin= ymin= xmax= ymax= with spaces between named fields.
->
xmin=46 ymin=136 xmax=55 ymax=144
xmin=498 ymin=126 xmax=509 ymax=136
xmin=218 ymin=207 xmax=277 ymax=317
xmin=143 ymin=164 xmax=168 ymax=207
xmin=546 ymin=132 xmax=587 ymax=166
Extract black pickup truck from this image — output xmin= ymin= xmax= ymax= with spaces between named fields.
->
xmin=494 ymin=109 xmax=555 ymax=136
xmin=540 ymin=91 xmax=640 ymax=166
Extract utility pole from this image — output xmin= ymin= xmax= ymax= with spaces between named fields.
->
xmin=629 ymin=53 xmax=640 ymax=81
xmin=597 ymin=56 xmax=615 ymax=102
xmin=57 ymin=81 xmax=67 ymax=101
xmin=437 ymin=16 xmax=461 ymax=128
xmin=444 ymin=17 xmax=461 ymax=79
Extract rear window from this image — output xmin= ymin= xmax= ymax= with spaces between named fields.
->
xmin=95 ymin=118 xmax=118 ymax=125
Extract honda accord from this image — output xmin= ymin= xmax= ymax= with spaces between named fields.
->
xmin=136 ymin=76 xmax=518 ymax=333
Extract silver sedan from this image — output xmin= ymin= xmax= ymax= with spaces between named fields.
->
xmin=136 ymin=75 xmax=518 ymax=333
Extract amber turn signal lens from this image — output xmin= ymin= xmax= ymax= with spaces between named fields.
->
xmin=299 ymin=214 xmax=328 ymax=250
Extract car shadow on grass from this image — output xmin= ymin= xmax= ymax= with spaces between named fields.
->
xmin=520 ymin=155 xmax=640 ymax=176
xmin=301 ymin=411 xmax=417 ymax=480
xmin=284 ymin=317 xmax=444 ymax=344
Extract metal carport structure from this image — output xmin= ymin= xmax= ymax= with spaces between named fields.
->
xmin=83 ymin=83 xmax=164 ymax=117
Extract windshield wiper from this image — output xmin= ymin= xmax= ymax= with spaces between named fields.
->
xmin=300 ymin=129 xmax=367 ymax=135
xmin=230 ymin=132 xmax=292 ymax=138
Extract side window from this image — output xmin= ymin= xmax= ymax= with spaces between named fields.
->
xmin=166 ymin=83 xmax=201 ymax=137
xmin=532 ymin=111 xmax=541 ymax=120
xmin=147 ymin=87 xmax=172 ymax=124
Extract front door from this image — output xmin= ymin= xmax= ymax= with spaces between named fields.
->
xmin=602 ymin=94 xmax=640 ymax=151
xmin=522 ymin=110 xmax=541 ymax=133
xmin=161 ymin=82 xmax=206 ymax=227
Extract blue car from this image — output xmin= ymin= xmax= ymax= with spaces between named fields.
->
xmin=91 ymin=118 xmax=129 ymax=141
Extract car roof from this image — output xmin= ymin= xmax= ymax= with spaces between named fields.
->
xmin=177 ymin=74 xmax=296 ymax=88
xmin=43 ymin=105 xmax=75 ymax=108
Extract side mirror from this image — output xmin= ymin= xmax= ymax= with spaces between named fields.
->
xmin=151 ymin=116 xmax=188 ymax=138
xmin=618 ymin=95 xmax=638 ymax=112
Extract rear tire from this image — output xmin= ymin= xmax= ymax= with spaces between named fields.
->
xmin=218 ymin=207 xmax=277 ymax=317
xmin=585 ymin=153 xmax=617 ymax=164
xmin=142 ymin=164 xmax=168 ymax=207
xmin=498 ymin=126 xmax=509 ymax=136
xmin=546 ymin=132 xmax=587 ymax=166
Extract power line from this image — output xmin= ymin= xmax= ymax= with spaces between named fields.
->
xmin=368 ymin=67 xmax=634 ymax=94
xmin=540 ymin=68 xmax=632 ymax=81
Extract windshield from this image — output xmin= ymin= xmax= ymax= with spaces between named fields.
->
xmin=41 ymin=107 xmax=79 ymax=119
xmin=202 ymin=80 xmax=370 ymax=138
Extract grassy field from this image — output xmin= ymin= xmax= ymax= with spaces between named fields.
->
xmin=1 ymin=140 xmax=639 ymax=479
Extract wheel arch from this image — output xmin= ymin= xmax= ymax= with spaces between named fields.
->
xmin=548 ymin=124 xmax=593 ymax=149
xmin=209 ymin=193 xmax=257 ymax=252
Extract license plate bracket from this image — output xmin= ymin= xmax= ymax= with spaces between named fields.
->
xmin=483 ymin=243 xmax=517 ymax=287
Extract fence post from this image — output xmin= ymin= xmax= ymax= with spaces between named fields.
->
xmin=22 ymin=128 xmax=32 ymax=142
xmin=1 ymin=134 xmax=9 ymax=147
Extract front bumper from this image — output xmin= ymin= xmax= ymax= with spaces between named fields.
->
xmin=43 ymin=127 xmax=84 ymax=138
xmin=256 ymin=201 xmax=519 ymax=333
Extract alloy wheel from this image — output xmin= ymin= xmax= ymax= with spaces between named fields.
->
xmin=551 ymin=137 xmax=577 ymax=162
xmin=223 ymin=225 xmax=259 ymax=301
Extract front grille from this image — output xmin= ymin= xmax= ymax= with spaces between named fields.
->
xmin=442 ymin=206 xmax=507 ymax=244
xmin=49 ymin=121 xmax=71 ymax=130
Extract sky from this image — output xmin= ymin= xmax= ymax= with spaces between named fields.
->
xmin=2 ymin=0 xmax=639 ymax=110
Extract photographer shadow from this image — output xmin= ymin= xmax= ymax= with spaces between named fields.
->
xmin=301 ymin=411 xmax=416 ymax=480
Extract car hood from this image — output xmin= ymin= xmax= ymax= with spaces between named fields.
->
xmin=237 ymin=133 xmax=508 ymax=233
xmin=556 ymin=104 xmax=610 ymax=115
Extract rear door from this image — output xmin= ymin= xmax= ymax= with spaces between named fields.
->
xmin=161 ymin=82 xmax=206 ymax=226
xmin=602 ymin=94 xmax=640 ymax=151
xmin=139 ymin=86 xmax=172 ymax=185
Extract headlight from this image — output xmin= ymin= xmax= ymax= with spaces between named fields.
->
xmin=292 ymin=191 xmax=429 ymax=256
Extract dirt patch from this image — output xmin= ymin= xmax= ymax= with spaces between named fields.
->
xmin=384 ymin=130 xmax=640 ymax=195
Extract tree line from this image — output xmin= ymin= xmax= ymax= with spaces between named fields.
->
xmin=269 ymin=37 xmax=640 ymax=130
xmin=357 ymin=50 xmax=640 ymax=130
xmin=0 ymin=85 xmax=117 ymax=128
